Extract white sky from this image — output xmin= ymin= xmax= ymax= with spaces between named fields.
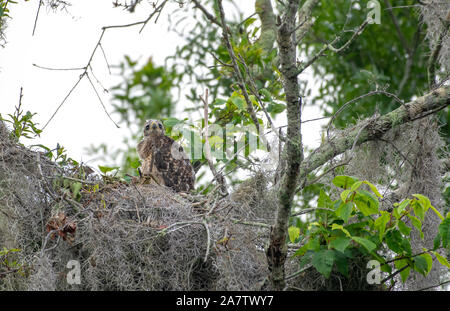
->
xmin=0 ymin=0 xmax=326 ymax=169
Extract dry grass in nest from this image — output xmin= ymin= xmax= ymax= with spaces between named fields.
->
xmin=0 ymin=122 xmax=273 ymax=290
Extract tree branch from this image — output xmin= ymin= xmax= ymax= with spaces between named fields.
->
xmin=39 ymin=3 xmax=169 ymax=130
xmin=298 ymin=86 xmax=450 ymax=186
xmin=191 ymin=0 xmax=222 ymax=28
xmin=216 ymin=0 xmax=262 ymax=136
xmin=296 ymin=20 xmax=369 ymax=75
xmin=427 ymin=17 xmax=450 ymax=88
xmin=255 ymin=0 xmax=277 ymax=55
xmin=267 ymin=0 xmax=303 ymax=290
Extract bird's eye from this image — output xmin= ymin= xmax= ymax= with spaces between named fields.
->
xmin=158 ymin=123 xmax=163 ymax=129
xmin=145 ymin=125 xmax=150 ymax=130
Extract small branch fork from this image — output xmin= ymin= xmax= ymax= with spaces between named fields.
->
xmin=296 ymin=20 xmax=369 ymax=76
xmin=36 ymin=1 xmax=169 ymax=130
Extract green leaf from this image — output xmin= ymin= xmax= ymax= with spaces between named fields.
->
xmin=332 ymin=175 xmax=358 ymax=189
xmin=129 ymin=158 xmax=141 ymax=169
xmin=414 ymin=254 xmax=433 ymax=276
xmin=299 ymin=250 xmax=313 ymax=268
xmin=329 ymin=237 xmax=351 ymax=253
xmin=433 ymin=233 xmax=442 ymax=250
xmin=411 ymin=200 xmax=425 ymax=222
xmin=331 ymin=223 xmax=352 ymax=238
xmin=318 ymin=189 xmax=333 ymax=209
xmin=335 ymin=201 xmax=353 ymax=223
xmin=293 ymin=244 xmax=308 ymax=257
xmin=340 ymin=189 xmax=352 ymax=202
xmin=333 ymin=250 xmax=349 ymax=277
xmin=70 ymin=182 xmax=82 ymax=199
xmin=230 ymin=95 xmax=246 ymax=111
xmin=374 ymin=211 xmax=390 ymax=241
xmin=306 ymin=236 xmax=321 ymax=252
xmin=354 ymin=190 xmax=379 ymax=216
xmin=163 ymin=117 xmax=181 ymax=128
xmin=407 ymin=214 xmax=423 ymax=239
xmin=350 ymin=180 xmax=363 ymax=192
xmin=400 ymin=237 xmax=412 ymax=256
xmin=394 ymin=259 xmax=411 ymax=283
xmin=243 ymin=17 xmax=257 ymax=28
xmin=412 ymin=194 xmax=431 ymax=211
xmin=432 ymin=251 xmax=450 ymax=268
xmin=363 ymin=181 xmax=383 ymax=198
xmin=438 ymin=218 xmax=449 ymax=249
xmin=393 ymin=199 xmax=410 ymax=219
xmin=288 ymin=226 xmax=300 ymax=243
xmin=429 ymin=205 xmax=444 ymax=221
xmin=385 ymin=230 xmax=404 ymax=254
xmin=380 ymin=262 xmax=392 ymax=274
xmin=312 ymin=249 xmax=335 ymax=279
xmin=266 ymin=102 xmax=286 ymax=115
xmin=98 ymin=165 xmax=119 ymax=174
xmin=397 ymin=220 xmax=411 ymax=236
xmin=351 ymin=236 xmax=376 ymax=252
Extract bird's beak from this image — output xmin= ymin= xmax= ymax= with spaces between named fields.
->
xmin=151 ymin=121 xmax=157 ymax=130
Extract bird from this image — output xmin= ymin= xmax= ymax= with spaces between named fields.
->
xmin=137 ymin=119 xmax=195 ymax=192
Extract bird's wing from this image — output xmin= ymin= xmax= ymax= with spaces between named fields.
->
xmin=153 ymin=136 xmax=195 ymax=191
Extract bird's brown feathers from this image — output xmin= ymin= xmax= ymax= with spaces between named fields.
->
xmin=137 ymin=120 xmax=195 ymax=192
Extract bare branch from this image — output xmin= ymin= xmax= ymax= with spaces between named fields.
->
xmin=384 ymin=0 xmax=410 ymax=54
xmin=39 ymin=2 xmax=169 ymax=130
xmin=418 ymin=279 xmax=450 ymax=291
xmin=296 ymin=20 xmax=369 ymax=75
xmin=42 ymin=73 xmax=84 ymax=130
xmin=32 ymin=64 xmax=85 ymax=71
xmin=291 ymin=207 xmax=334 ymax=217
xmin=85 ymin=72 xmax=119 ymax=128
xmin=32 ymin=0 xmax=43 ymax=36
xmin=428 ymin=18 xmax=450 ymax=88
xmin=191 ymin=0 xmax=222 ymax=28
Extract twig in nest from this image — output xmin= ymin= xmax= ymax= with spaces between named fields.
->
xmin=231 ymin=218 xmax=271 ymax=228
xmin=203 ymin=218 xmax=211 ymax=263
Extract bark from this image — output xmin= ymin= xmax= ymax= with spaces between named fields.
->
xmin=266 ymin=0 xmax=303 ymax=291
xmin=255 ymin=0 xmax=276 ymax=56
xmin=266 ymin=0 xmax=321 ymax=291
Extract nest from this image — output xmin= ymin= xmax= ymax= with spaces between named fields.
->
xmin=0 ymin=121 xmax=274 ymax=290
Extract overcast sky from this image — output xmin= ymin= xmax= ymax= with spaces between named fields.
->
xmin=0 ymin=0 xmax=326 ymax=169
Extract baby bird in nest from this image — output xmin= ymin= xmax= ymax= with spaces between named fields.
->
xmin=137 ymin=119 xmax=195 ymax=192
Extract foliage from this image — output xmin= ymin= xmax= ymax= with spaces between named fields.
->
xmin=89 ymin=1 xmax=287 ymax=188
xmin=289 ymin=175 xmax=449 ymax=285
xmin=0 ymin=101 xmax=42 ymax=143
xmin=302 ymin=0 xmax=448 ymax=141
xmin=0 ymin=247 xmax=27 ymax=279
